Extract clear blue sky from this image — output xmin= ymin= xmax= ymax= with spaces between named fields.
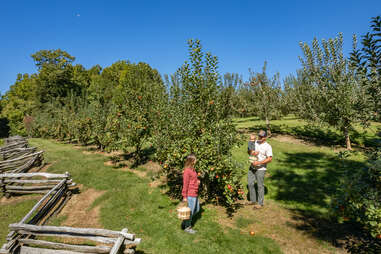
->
xmin=0 ymin=0 xmax=380 ymax=94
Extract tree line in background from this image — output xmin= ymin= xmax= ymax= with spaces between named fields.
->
xmin=0 ymin=16 xmax=380 ymax=252
xmin=1 ymin=17 xmax=380 ymax=149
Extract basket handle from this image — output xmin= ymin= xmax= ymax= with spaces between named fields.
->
xmin=180 ymin=200 xmax=188 ymax=207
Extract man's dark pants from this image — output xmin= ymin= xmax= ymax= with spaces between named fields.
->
xmin=248 ymin=167 xmax=265 ymax=206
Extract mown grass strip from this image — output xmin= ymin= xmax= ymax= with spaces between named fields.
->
xmin=29 ymin=138 xmax=282 ymax=254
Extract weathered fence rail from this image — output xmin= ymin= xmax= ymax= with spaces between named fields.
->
xmin=0 ymin=151 xmax=43 ymax=173
xmin=0 ymin=172 xmax=74 ymax=197
xmin=0 ymin=137 xmax=141 ymax=254
xmin=0 ymin=141 xmax=28 ymax=153
xmin=0 ymin=147 xmax=37 ymax=161
xmin=3 ymin=136 xmax=26 ymax=145
xmin=1 ymin=173 xmax=75 ymax=254
xmin=6 ymin=224 xmax=140 ymax=254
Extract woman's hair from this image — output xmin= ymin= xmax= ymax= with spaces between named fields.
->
xmin=184 ymin=154 xmax=197 ymax=169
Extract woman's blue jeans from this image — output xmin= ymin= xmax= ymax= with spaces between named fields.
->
xmin=183 ymin=196 xmax=200 ymax=228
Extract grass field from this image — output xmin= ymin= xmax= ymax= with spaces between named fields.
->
xmin=1 ymin=116 xmax=378 ymax=253
xmin=234 ymin=115 xmax=381 ymax=148
xmin=1 ymin=138 xmax=281 ymax=254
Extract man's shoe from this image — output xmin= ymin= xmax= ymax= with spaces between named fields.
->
xmin=184 ymin=227 xmax=197 ymax=234
xmin=253 ymin=204 xmax=263 ymax=209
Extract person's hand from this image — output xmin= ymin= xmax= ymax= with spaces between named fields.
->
xmin=252 ymin=161 xmax=261 ymax=166
xmin=183 ymin=198 xmax=187 ymax=202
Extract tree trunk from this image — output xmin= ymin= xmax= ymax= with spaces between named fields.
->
xmin=265 ymin=117 xmax=271 ymax=137
xmin=344 ymin=127 xmax=352 ymax=150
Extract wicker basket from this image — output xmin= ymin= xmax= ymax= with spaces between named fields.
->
xmin=177 ymin=206 xmax=191 ymax=220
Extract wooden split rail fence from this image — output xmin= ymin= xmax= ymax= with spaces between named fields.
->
xmin=0 ymin=151 xmax=44 ymax=174
xmin=3 ymin=136 xmax=27 ymax=145
xmin=0 ymin=173 xmax=75 ymax=253
xmin=0 ymin=139 xmax=28 ymax=154
xmin=3 ymin=224 xmax=141 ymax=254
xmin=0 ymin=137 xmax=43 ymax=173
xmin=0 ymin=172 xmax=75 ymax=197
xmin=0 ymin=137 xmax=141 ymax=254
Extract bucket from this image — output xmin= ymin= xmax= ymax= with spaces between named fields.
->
xmin=177 ymin=206 xmax=191 ymax=220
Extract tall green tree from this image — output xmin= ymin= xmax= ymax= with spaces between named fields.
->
xmin=282 ymin=73 xmax=301 ymax=115
xmin=32 ymin=49 xmax=81 ymax=103
xmin=298 ymin=33 xmax=372 ymax=150
xmin=350 ymin=16 xmax=381 ymax=121
xmin=153 ymin=40 xmax=243 ymax=207
xmin=221 ymin=73 xmax=244 ymax=117
xmin=249 ymin=62 xmax=283 ymax=136
xmin=1 ymin=74 xmax=38 ymax=135
xmin=111 ymin=61 xmax=165 ymax=162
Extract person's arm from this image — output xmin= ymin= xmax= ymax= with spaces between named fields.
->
xmin=252 ymin=145 xmax=272 ymax=166
xmin=182 ymin=169 xmax=190 ymax=201
xmin=252 ymin=156 xmax=272 ymax=166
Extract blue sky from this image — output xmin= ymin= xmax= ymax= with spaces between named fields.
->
xmin=0 ymin=0 xmax=380 ymax=94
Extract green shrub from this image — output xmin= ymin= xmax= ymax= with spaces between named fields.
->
xmin=334 ymin=151 xmax=381 ymax=252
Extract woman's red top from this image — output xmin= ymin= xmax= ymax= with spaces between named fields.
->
xmin=182 ymin=167 xmax=199 ymax=198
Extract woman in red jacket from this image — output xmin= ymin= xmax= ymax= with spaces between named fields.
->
xmin=182 ymin=154 xmax=200 ymax=234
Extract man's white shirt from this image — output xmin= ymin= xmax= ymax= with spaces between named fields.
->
xmin=255 ymin=141 xmax=273 ymax=170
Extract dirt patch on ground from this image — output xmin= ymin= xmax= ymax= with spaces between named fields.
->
xmin=213 ymin=200 xmax=347 ymax=254
xmin=59 ymin=186 xmax=105 ymax=228
xmin=142 ymin=161 xmax=161 ymax=173
xmin=272 ymin=134 xmax=310 ymax=146
xmin=271 ymin=134 xmax=346 ymax=152
xmin=0 ymin=195 xmax=41 ymax=205
xmin=132 ymin=169 xmax=147 ymax=178
xmin=103 ymin=160 xmax=130 ymax=169
xmin=118 ymin=167 xmax=147 ymax=178
xmin=83 ymin=149 xmax=124 ymax=157
xmin=104 ymin=160 xmax=115 ymax=166
xmin=149 ymin=175 xmax=166 ymax=188
xmin=102 ymin=156 xmax=162 ymax=181
xmin=29 ymin=161 xmax=56 ymax=173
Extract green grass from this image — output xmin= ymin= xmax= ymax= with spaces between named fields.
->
xmin=233 ymin=137 xmax=367 ymax=215
xmin=234 ymin=115 xmax=381 ymax=148
xmin=0 ymin=199 xmax=38 ymax=244
xmin=2 ymin=116 xmax=376 ymax=252
xmin=232 ymin=134 xmax=368 ymax=248
xmin=235 ymin=216 xmax=255 ymax=228
xmin=26 ymin=138 xmax=282 ymax=254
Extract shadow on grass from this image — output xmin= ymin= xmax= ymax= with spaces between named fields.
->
xmin=124 ymin=146 xmax=156 ymax=168
xmin=234 ymin=117 xmax=259 ymax=124
xmin=288 ymin=208 xmax=366 ymax=249
xmin=105 ymin=146 xmax=157 ymax=169
xmin=270 ymin=151 xmax=367 ymax=247
xmin=243 ymin=123 xmax=381 ymax=148
xmin=271 ymin=152 xmax=365 ymax=208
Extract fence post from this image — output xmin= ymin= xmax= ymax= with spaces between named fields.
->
xmin=0 ymin=177 xmax=9 ymax=198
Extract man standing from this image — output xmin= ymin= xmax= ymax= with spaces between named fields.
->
xmin=247 ymin=130 xmax=273 ymax=209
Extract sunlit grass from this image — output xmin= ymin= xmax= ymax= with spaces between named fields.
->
xmin=233 ymin=115 xmax=381 ymax=148
xmin=232 ymin=134 xmax=367 ymax=218
xmin=26 ymin=138 xmax=282 ymax=254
